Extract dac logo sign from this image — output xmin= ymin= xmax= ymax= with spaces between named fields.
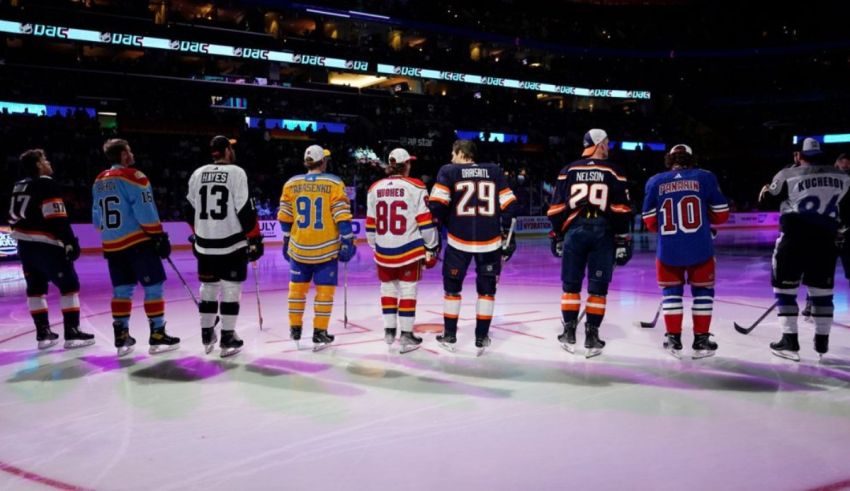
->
xmin=100 ymin=32 xmax=144 ymax=47
xmin=233 ymin=47 xmax=270 ymax=60
xmin=293 ymin=54 xmax=326 ymax=66
xmin=345 ymin=60 xmax=369 ymax=71
xmin=394 ymin=66 xmax=422 ymax=77
xmin=169 ymin=39 xmax=210 ymax=53
xmin=21 ymin=23 xmax=69 ymax=39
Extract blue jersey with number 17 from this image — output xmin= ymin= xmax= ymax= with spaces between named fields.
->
xmin=92 ymin=165 xmax=163 ymax=254
xmin=642 ymin=168 xmax=729 ymax=267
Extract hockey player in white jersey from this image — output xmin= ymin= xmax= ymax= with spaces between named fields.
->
xmin=759 ymin=138 xmax=850 ymax=361
xmin=366 ymin=148 xmax=439 ymax=353
xmin=187 ymin=136 xmax=264 ymax=357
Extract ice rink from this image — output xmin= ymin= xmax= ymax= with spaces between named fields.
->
xmin=1 ymin=230 xmax=849 ymax=491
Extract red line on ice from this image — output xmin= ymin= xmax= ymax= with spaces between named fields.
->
xmin=0 ymin=461 xmax=90 ymax=491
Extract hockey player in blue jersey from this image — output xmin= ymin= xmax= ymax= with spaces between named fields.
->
xmin=642 ymin=144 xmax=729 ymax=359
xmin=759 ymin=138 xmax=850 ymax=361
xmin=429 ymin=139 xmax=518 ymax=355
xmin=548 ymin=129 xmax=633 ymax=358
xmin=92 ymin=139 xmax=178 ymax=357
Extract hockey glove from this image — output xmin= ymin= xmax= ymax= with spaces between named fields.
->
xmin=282 ymin=236 xmax=291 ymax=262
xmin=614 ymin=234 xmax=632 ymax=266
xmin=64 ymin=237 xmax=81 ymax=262
xmin=549 ymin=231 xmax=564 ymax=258
xmin=425 ymin=246 xmax=439 ymax=269
xmin=151 ymin=233 xmax=171 ymax=259
xmin=501 ymin=228 xmax=517 ymax=262
xmin=246 ymin=236 xmax=264 ymax=262
xmin=338 ymin=237 xmax=357 ymax=263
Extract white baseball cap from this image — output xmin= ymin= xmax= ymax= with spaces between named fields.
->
xmin=582 ymin=129 xmax=608 ymax=156
xmin=668 ymin=143 xmax=693 ymax=155
xmin=304 ymin=144 xmax=326 ymax=162
xmin=801 ymin=137 xmax=822 ymax=157
xmin=388 ymin=148 xmax=416 ymax=164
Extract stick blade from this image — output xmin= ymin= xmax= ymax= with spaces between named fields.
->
xmin=733 ymin=323 xmax=753 ymax=335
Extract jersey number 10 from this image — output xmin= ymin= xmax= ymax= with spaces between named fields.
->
xmin=660 ymin=196 xmax=702 ymax=235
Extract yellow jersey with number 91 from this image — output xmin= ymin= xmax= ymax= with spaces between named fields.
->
xmin=277 ymin=173 xmax=352 ymax=264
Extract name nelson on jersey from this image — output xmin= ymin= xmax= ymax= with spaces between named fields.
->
xmin=575 ymin=170 xmax=606 ymax=182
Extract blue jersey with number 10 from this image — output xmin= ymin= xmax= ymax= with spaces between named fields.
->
xmin=92 ymin=165 xmax=163 ymax=254
xmin=642 ymin=168 xmax=729 ymax=267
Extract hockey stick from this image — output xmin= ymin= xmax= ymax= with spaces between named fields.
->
xmin=252 ymin=261 xmax=263 ymax=330
xmin=343 ymin=261 xmax=349 ymax=329
xmin=577 ymin=309 xmax=585 ymax=323
xmin=634 ymin=301 xmax=663 ymax=328
xmin=166 ymin=257 xmax=199 ymax=307
xmin=734 ymin=301 xmax=779 ymax=335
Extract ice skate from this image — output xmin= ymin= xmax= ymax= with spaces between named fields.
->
xmin=399 ymin=331 xmax=422 ymax=354
xmin=663 ymin=333 xmax=683 ymax=359
xmin=219 ymin=330 xmax=243 ymax=358
xmin=770 ymin=333 xmax=800 ymax=362
xmin=558 ymin=320 xmax=577 ymax=354
xmin=36 ymin=323 xmax=59 ymax=350
xmin=436 ymin=332 xmax=457 ymax=353
xmin=814 ymin=334 xmax=829 ymax=361
xmin=584 ymin=324 xmax=605 ymax=359
xmin=113 ymin=321 xmax=136 ymax=357
xmin=148 ymin=324 xmax=180 ymax=355
xmin=290 ymin=326 xmax=302 ymax=350
xmin=475 ymin=336 xmax=491 ymax=357
xmin=312 ymin=329 xmax=334 ymax=352
xmin=692 ymin=333 xmax=717 ymax=359
xmin=63 ymin=325 xmax=95 ymax=349
xmin=201 ymin=326 xmax=218 ymax=355
xmin=384 ymin=328 xmax=397 ymax=346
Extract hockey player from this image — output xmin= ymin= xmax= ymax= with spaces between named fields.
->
xmin=547 ymin=129 xmax=632 ymax=358
xmin=8 ymin=149 xmax=94 ymax=350
xmin=92 ymin=139 xmax=178 ymax=357
xmin=428 ymin=139 xmax=517 ymax=355
xmin=186 ymin=136 xmax=263 ymax=358
xmin=278 ymin=145 xmax=355 ymax=351
xmin=759 ymin=138 xmax=850 ymax=361
xmin=642 ymin=144 xmax=729 ymax=359
xmin=366 ymin=148 xmax=439 ymax=354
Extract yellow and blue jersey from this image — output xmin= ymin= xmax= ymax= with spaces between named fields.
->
xmin=278 ymin=173 xmax=353 ymax=264
xmin=92 ymin=166 xmax=163 ymax=254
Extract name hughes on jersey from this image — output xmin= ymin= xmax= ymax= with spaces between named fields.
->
xmin=461 ymin=168 xmax=490 ymax=179
xmin=797 ymin=176 xmax=846 ymax=192
xmin=201 ymin=172 xmax=230 ymax=184
xmin=376 ymin=188 xmax=406 ymax=198
xmin=659 ymin=180 xmax=700 ymax=195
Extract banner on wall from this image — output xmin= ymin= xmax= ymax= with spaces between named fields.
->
xmin=0 ymin=227 xmax=19 ymax=259
xmin=713 ymin=212 xmax=779 ymax=229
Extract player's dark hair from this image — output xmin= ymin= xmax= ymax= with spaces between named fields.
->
xmin=665 ymin=150 xmax=695 ymax=169
xmin=837 ymin=153 xmax=848 ymax=161
xmin=103 ymin=139 xmax=130 ymax=164
xmin=19 ymin=148 xmax=45 ymax=177
xmin=453 ymin=139 xmax=477 ymax=160
xmin=385 ymin=160 xmax=407 ymax=176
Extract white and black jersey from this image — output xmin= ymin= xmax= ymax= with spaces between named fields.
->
xmin=762 ymin=165 xmax=850 ymax=233
xmin=187 ymin=163 xmax=259 ymax=255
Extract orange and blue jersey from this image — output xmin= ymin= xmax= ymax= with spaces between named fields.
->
xmin=92 ymin=166 xmax=163 ymax=254
xmin=548 ymin=158 xmax=632 ymax=234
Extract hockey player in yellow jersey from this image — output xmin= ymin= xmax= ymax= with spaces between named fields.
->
xmin=278 ymin=145 xmax=355 ymax=351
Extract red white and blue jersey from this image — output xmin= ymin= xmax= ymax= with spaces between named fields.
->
xmin=429 ymin=163 xmax=517 ymax=253
xmin=547 ymin=158 xmax=632 ymax=234
xmin=92 ymin=166 xmax=163 ymax=254
xmin=642 ymin=168 xmax=729 ymax=267
xmin=366 ymin=176 xmax=438 ymax=267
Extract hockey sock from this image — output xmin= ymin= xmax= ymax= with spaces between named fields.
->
xmin=143 ymin=283 xmax=165 ymax=330
xmin=199 ymin=281 xmax=221 ymax=329
xmin=111 ymin=284 xmax=134 ymax=328
xmin=398 ymin=281 xmax=418 ymax=333
xmin=314 ymin=285 xmax=335 ymax=330
xmin=443 ymin=293 xmax=461 ymax=335
xmin=220 ymin=280 xmax=242 ymax=331
xmin=661 ymin=286 xmax=684 ymax=334
xmin=585 ymin=295 xmax=607 ymax=326
xmin=60 ymin=291 xmax=81 ymax=328
xmin=27 ymin=295 xmax=49 ymax=326
xmin=475 ymin=294 xmax=495 ymax=338
xmin=691 ymin=286 xmax=714 ymax=334
xmin=808 ymin=287 xmax=834 ymax=335
xmin=380 ymin=281 xmax=398 ymax=330
xmin=773 ymin=288 xmax=799 ymax=334
xmin=561 ymin=292 xmax=581 ymax=323
xmin=288 ymin=281 xmax=309 ymax=327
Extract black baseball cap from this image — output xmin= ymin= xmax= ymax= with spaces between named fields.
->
xmin=210 ymin=135 xmax=237 ymax=157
